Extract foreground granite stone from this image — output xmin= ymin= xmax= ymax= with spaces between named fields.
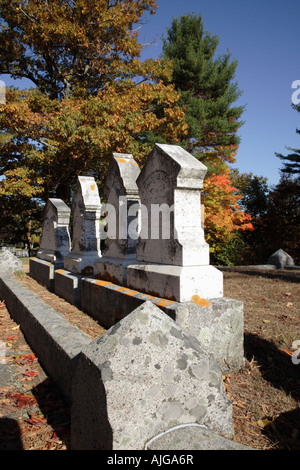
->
xmin=71 ymin=301 xmax=233 ymax=450
xmin=145 ymin=424 xmax=254 ymax=450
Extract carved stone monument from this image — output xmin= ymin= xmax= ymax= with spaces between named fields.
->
xmin=37 ymin=198 xmax=71 ymax=267
xmin=64 ymin=176 xmax=101 ymax=276
xmin=29 ymin=198 xmax=71 ymax=290
xmin=127 ymin=144 xmax=223 ymax=302
xmin=94 ymin=153 xmax=141 ymax=285
xmin=71 ymin=301 xmax=233 ymax=450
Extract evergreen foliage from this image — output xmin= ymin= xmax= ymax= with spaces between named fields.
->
xmin=276 ymin=104 xmax=300 ymax=177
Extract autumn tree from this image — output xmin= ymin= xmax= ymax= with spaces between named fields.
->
xmin=263 ymin=175 xmax=300 ymax=264
xmin=161 ymin=13 xmax=252 ymax=264
xmin=230 ymin=169 xmax=270 ymax=264
xmin=0 ymin=0 xmax=188 ymax=204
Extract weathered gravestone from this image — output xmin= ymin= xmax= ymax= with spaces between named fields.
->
xmin=0 ymin=249 xmax=23 ymax=275
xmin=94 ymin=153 xmax=141 ymax=285
xmin=71 ymin=301 xmax=233 ymax=450
xmin=64 ymin=176 xmax=101 ymax=276
xmin=267 ymin=248 xmax=295 ymax=269
xmin=126 ymin=144 xmax=223 ymax=301
xmin=37 ymin=198 xmax=71 ymax=266
xmin=29 ymin=198 xmax=71 ymax=290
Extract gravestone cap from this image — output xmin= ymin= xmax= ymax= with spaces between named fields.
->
xmin=137 ymin=144 xmax=207 ymax=190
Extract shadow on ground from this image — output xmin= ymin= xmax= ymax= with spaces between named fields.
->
xmin=244 ymin=332 xmax=300 ymax=449
xmin=0 ymin=417 xmax=23 ymax=450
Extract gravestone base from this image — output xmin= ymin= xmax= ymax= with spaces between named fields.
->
xmin=126 ymin=263 xmax=223 ymax=302
xmin=93 ymin=256 xmax=137 ymax=286
xmin=54 ymin=269 xmax=82 ymax=307
xmin=81 ymin=277 xmax=244 ymax=373
xmin=64 ymin=253 xmax=101 ymax=276
xmin=36 ymin=249 xmax=64 ymax=268
xmin=29 ymin=257 xmax=55 ymax=291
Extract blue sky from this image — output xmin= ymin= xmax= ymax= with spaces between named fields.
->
xmin=1 ymin=0 xmax=300 ymax=187
xmin=139 ymin=0 xmax=300 ymax=187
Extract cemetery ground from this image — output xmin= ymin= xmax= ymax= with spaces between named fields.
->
xmin=0 ymin=259 xmax=299 ymax=451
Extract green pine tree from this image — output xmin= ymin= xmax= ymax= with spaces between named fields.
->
xmin=161 ymin=12 xmax=245 ymax=166
xmin=276 ymin=104 xmax=300 ymax=176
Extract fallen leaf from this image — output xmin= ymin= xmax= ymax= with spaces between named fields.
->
xmin=257 ymin=419 xmax=272 ymax=428
xmin=262 ymin=319 xmax=270 ymax=323
xmin=11 ymin=392 xmax=37 ymax=408
xmin=17 ymin=353 xmax=37 ymax=363
xmin=23 ymin=370 xmax=39 ymax=377
xmin=25 ymin=413 xmax=46 ymax=426
xmin=279 ymin=348 xmax=293 ymax=357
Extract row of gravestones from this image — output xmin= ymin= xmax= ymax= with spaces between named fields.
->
xmin=36 ymin=143 xmax=223 ymax=302
xmin=30 ymin=143 xmax=245 ymax=376
xmin=27 ymin=144 xmax=250 ymax=449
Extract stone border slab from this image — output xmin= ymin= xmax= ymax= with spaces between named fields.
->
xmin=29 ymin=257 xmax=55 ymax=292
xmin=54 ymin=269 xmax=82 ymax=307
xmin=81 ymin=278 xmax=244 ymax=373
xmin=0 ymin=274 xmax=92 ymax=401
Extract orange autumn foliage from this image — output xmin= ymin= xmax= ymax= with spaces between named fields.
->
xmin=202 ymin=167 xmax=254 ymax=255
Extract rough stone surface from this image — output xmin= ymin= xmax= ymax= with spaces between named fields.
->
xmin=173 ymin=298 xmax=245 ymax=372
xmin=29 ymin=257 xmax=55 ymax=291
xmin=81 ymin=277 xmax=177 ymax=329
xmin=81 ymin=278 xmax=243 ymax=372
xmin=267 ymin=248 xmax=294 ymax=269
xmin=64 ymin=176 xmax=101 ymax=275
xmin=127 ymin=263 xmax=223 ymax=302
xmin=145 ymin=424 xmax=254 ymax=450
xmin=0 ymin=274 xmax=92 ymax=401
xmin=71 ymin=301 xmax=233 ymax=450
xmin=37 ymin=198 xmax=71 ymax=267
xmin=54 ymin=269 xmax=82 ymax=307
xmin=94 ymin=153 xmax=140 ymax=285
xmin=0 ymin=249 xmax=23 ymax=275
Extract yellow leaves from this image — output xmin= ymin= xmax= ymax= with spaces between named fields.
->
xmin=256 ymin=418 xmax=273 ymax=429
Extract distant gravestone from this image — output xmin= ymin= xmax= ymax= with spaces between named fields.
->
xmin=37 ymin=198 xmax=71 ymax=267
xmin=94 ymin=154 xmax=141 ymax=285
xmin=267 ymin=249 xmax=294 ymax=269
xmin=127 ymin=144 xmax=223 ymax=301
xmin=64 ymin=176 xmax=101 ymax=276
xmin=71 ymin=301 xmax=233 ymax=450
xmin=0 ymin=249 xmax=23 ymax=275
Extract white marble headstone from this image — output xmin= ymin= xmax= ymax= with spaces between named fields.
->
xmin=37 ymin=198 xmax=71 ymax=267
xmin=94 ymin=154 xmax=141 ymax=285
xmin=127 ymin=144 xmax=223 ymax=301
xmin=64 ymin=176 xmax=101 ymax=275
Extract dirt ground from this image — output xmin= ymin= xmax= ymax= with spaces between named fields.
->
xmin=0 ymin=262 xmax=300 ymax=450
